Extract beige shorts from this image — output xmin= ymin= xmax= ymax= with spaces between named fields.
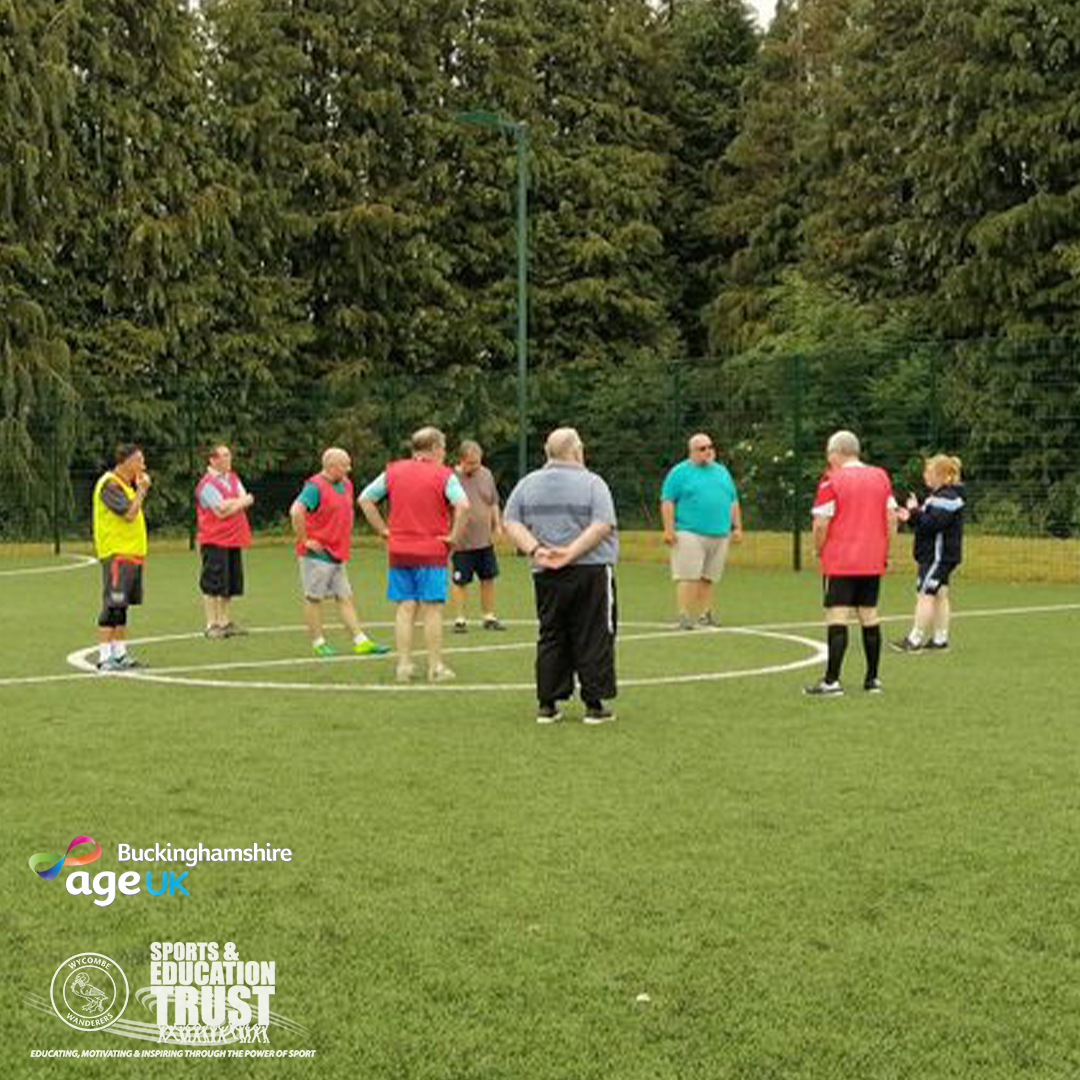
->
xmin=670 ymin=531 xmax=730 ymax=582
xmin=299 ymin=556 xmax=352 ymax=600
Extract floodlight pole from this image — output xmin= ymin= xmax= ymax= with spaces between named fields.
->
xmin=454 ymin=110 xmax=529 ymax=481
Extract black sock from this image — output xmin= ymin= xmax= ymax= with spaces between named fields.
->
xmin=825 ymin=625 xmax=848 ymax=683
xmin=862 ymin=625 xmax=882 ymax=681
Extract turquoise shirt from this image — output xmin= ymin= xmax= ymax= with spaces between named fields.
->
xmin=359 ymin=471 xmax=467 ymax=505
xmin=660 ymin=460 xmax=739 ymax=536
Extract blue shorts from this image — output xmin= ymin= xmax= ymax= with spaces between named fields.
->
xmin=388 ymin=565 xmax=448 ymax=603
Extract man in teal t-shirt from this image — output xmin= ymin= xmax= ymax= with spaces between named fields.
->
xmin=660 ymin=433 xmax=743 ymax=629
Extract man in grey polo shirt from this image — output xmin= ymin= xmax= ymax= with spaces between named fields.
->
xmin=503 ymin=427 xmax=618 ymax=725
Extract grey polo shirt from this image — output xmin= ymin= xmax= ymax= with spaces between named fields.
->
xmin=504 ymin=461 xmax=618 ymax=566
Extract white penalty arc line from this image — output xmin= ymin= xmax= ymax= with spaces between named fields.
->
xmin=68 ymin=629 xmax=828 ymax=693
xmin=70 ymin=600 xmax=1080 ymax=677
xmin=1 ymin=601 xmax=1078 ymax=691
xmin=0 ymin=553 xmax=96 ymax=577
xmin=59 ymin=621 xmax=827 ymax=692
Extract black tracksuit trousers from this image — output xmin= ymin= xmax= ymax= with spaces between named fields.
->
xmin=533 ymin=564 xmax=617 ymax=705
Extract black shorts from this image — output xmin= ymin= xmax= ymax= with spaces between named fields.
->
xmin=451 ymin=546 xmax=499 ymax=585
xmin=823 ymin=574 xmax=881 ymax=609
xmin=102 ymin=557 xmax=144 ymax=609
xmin=200 ymin=545 xmax=245 ymax=597
xmin=916 ymin=562 xmax=956 ymax=595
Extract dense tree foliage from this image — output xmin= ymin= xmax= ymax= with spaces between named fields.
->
xmin=3 ymin=0 xmax=1079 ymax=538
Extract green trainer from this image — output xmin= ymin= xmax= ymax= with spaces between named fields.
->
xmin=312 ymin=642 xmax=336 ymax=658
xmin=353 ymin=639 xmax=390 ymax=656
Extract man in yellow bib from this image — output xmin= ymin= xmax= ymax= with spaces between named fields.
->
xmin=93 ymin=444 xmax=152 ymax=671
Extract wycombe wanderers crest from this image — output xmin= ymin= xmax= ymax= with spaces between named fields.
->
xmin=50 ymin=953 xmax=129 ymax=1031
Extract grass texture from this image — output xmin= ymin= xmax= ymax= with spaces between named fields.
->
xmin=3 ymin=544 xmax=1080 ymax=1079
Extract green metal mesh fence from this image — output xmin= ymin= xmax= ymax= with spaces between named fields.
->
xmin=4 ymin=338 xmax=1080 ymax=581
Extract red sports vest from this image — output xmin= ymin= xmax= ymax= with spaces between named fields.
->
xmin=296 ymin=474 xmax=353 ymax=561
xmin=196 ymin=472 xmax=252 ymax=548
xmin=815 ymin=464 xmax=893 ymax=575
xmin=385 ymin=459 xmax=453 ymax=567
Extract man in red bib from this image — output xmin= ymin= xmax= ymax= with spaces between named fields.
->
xmin=196 ymin=444 xmax=254 ymax=638
xmin=805 ymin=430 xmax=897 ymax=696
xmin=359 ymin=427 xmax=469 ymax=683
xmin=290 ymin=447 xmax=389 ymax=658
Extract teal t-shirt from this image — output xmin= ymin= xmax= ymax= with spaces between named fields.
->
xmin=660 ymin=460 xmax=739 ymax=536
xmin=297 ymin=479 xmax=346 ymax=562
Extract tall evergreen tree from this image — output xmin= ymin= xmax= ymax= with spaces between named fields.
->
xmin=200 ymin=0 xmax=317 ymax=482
xmin=0 ymin=0 xmax=77 ymax=532
xmin=658 ymin=0 xmax=758 ymax=358
xmin=705 ymin=0 xmax=810 ymax=352
xmin=61 ymin=0 xmax=236 ymax=518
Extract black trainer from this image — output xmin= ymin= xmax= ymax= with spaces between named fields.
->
xmin=888 ymin=638 xmax=924 ymax=653
xmin=923 ymin=640 xmax=950 ymax=651
xmin=863 ymin=677 xmax=883 ymax=693
xmin=583 ymin=705 xmax=616 ymax=725
xmin=536 ymin=704 xmax=562 ymax=725
xmin=803 ymin=680 xmax=843 ymax=697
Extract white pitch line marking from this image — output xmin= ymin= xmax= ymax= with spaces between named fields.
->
xmin=1 ymin=601 xmax=1078 ymax=690
xmin=0 ymin=553 xmax=96 ymax=577
xmin=58 ymin=621 xmax=826 ymax=691
xmin=82 ymin=628 xmax=828 ymax=693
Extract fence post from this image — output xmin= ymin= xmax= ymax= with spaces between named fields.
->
xmin=50 ymin=425 xmax=61 ymax=555
xmin=187 ymin=396 xmax=197 ymax=551
xmin=791 ymin=353 xmax=804 ymax=572
xmin=671 ymin=359 xmax=683 ymax=459
xmin=928 ymin=341 xmax=941 ymax=448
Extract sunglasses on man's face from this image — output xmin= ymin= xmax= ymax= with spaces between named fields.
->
xmin=692 ymin=444 xmax=714 ymax=451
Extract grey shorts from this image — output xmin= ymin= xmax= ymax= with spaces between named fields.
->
xmin=670 ymin=531 xmax=730 ymax=582
xmin=299 ymin=556 xmax=352 ymax=600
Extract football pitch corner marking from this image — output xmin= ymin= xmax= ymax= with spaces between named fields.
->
xmin=59 ymin=621 xmax=827 ymax=693
xmin=0 ymin=553 xmax=96 ymax=578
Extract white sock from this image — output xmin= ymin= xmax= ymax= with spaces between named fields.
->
xmin=113 ymin=641 xmax=127 ymax=657
xmin=312 ymin=636 xmax=326 ymax=647
xmin=933 ymin=630 xmax=948 ymax=645
xmin=353 ymin=632 xmax=369 ymax=645
xmin=908 ymin=628 xmax=925 ymax=646
xmin=99 ymin=644 xmax=112 ymax=664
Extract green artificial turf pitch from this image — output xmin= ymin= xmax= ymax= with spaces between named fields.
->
xmin=3 ymin=547 xmax=1080 ymax=1079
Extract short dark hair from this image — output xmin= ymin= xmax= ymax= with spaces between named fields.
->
xmin=115 ymin=443 xmax=143 ymax=466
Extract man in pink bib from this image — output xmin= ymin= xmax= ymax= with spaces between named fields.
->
xmin=196 ymin=444 xmax=254 ymax=638
xmin=290 ymin=447 xmax=389 ymax=659
xmin=805 ymin=430 xmax=897 ymax=697
xmin=359 ymin=427 xmax=469 ymax=683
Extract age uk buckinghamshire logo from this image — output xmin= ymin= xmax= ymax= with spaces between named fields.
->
xmin=28 ymin=835 xmax=102 ymax=880
xmin=50 ymin=953 xmax=129 ymax=1031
